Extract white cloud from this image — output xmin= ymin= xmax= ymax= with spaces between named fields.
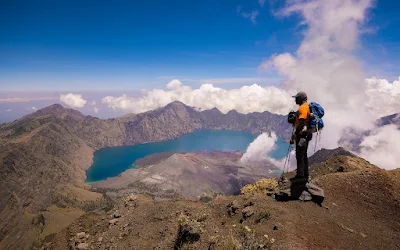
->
xmin=259 ymin=0 xmax=266 ymax=7
xmin=240 ymin=132 xmax=296 ymax=171
xmin=240 ymin=133 xmax=277 ymax=163
xmin=237 ymin=6 xmax=259 ymax=24
xmin=93 ymin=107 xmax=99 ymax=113
xmin=166 ymin=79 xmax=183 ymax=89
xmin=102 ymin=79 xmax=294 ymax=115
xmin=256 ymin=0 xmax=400 ymax=170
xmin=32 ymin=107 xmax=37 ymax=111
xmin=59 ymin=93 xmax=87 ymax=108
xmin=91 ymin=101 xmax=96 ymax=106
xmin=359 ymin=125 xmax=400 ymax=170
xmin=260 ymin=0 xmax=376 ymax=149
xmin=6 ymin=109 xmax=11 ymax=112
xmin=365 ymin=77 xmax=400 ymax=117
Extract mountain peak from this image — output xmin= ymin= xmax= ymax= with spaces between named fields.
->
xmin=38 ymin=103 xmax=66 ymax=113
xmin=166 ymin=101 xmax=188 ymax=108
xmin=161 ymin=101 xmax=192 ymax=112
xmin=28 ymin=103 xmax=85 ymax=121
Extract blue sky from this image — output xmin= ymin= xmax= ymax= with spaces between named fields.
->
xmin=1 ymin=0 xmax=398 ymax=92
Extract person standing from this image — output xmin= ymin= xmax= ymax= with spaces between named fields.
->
xmin=290 ymin=91 xmax=312 ymax=181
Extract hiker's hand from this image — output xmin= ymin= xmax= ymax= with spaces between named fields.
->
xmin=290 ymin=138 xmax=294 ymax=144
xmin=298 ymin=138 xmax=306 ymax=147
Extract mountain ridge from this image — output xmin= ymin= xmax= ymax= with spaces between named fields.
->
xmin=0 ymin=101 xmax=290 ymax=250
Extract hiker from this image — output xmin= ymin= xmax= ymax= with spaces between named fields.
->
xmin=290 ymin=91 xmax=312 ymax=181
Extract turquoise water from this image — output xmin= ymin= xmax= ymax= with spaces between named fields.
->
xmin=86 ymin=130 xmax=289 ymax=183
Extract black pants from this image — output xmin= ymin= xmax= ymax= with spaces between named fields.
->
xmin=295 ymin=135 xmax=311 ymax=179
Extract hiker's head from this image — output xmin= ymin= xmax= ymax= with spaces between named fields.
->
xmin=292 ymin=91 xmax=307 ymax=105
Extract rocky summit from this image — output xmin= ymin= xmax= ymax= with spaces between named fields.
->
xmin=0 ymin=102 xmax=289 ymax=250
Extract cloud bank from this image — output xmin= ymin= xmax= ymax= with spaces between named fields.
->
xmin=365 ymin=77 xmax=400 ymax=117
xmin=60 ymin=93 xmax=87 ymax=108
xmin=102 ymin=80 xmax=294 ymax=115
xmin=359 ymin=125 xmax=400 ymax=170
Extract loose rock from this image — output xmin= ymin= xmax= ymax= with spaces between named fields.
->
xmin=76 ymin=232 xmax=86 ymax=239
xmin=109 ymin=219 xmax=119 ymax=225
xmin=113 ymin=211 xmax=121 ymax=218
xmin=227 ymin=200 xmax=241 ymax=215
xmin=77 ymin=243 xmax=89 ymax=250
xmin=242 ymin=206 xmax=255 ymax=219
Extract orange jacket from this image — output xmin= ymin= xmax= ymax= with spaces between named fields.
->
xmin=294 ymin=102 xmax=310 ymax=134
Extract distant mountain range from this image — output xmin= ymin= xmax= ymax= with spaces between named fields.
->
xmin=0 ymin=101 xmax=290 ymax=249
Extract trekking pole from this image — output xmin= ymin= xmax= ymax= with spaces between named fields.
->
xmin=313 ymin=117 xmax=319 ymax=153
xmin=281 ymin=143 xmax=292 ymax=177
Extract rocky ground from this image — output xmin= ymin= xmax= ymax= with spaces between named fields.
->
xmin=46 ymin=153 xmax=400 ymax=250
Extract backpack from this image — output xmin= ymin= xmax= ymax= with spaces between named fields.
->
xmin=308 ymin=102 xmax=324 ymax=133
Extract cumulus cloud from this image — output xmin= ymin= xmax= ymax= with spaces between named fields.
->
xmin=59 ymin=93 xmax=87 ymax=108
xmin=32 ymin=107 xmax=37 ymax=111
xmin=93 ymin=107 xmax=100 ymax=113
xmin=359 ymin=125 xmax=400 ymax=170
xmin=241 ymin=133 xmax=277 ymax=163
xmin=240 ymin=132 xmax=296 ymax=171
xmin=102 ymin=79 xmax=294 ymax=115
xmin=365 ymin=77 xmax=400 ymax=117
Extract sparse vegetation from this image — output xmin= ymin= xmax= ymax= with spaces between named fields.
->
xmin=79 ymin=195 xmax=114 ymax=212
xmin=175 ymin=214 xmax=203 ymax=249
xmin=255 ymin=211 xmax=272 ymax=223
xmin=240 ymin=178 xmax=278 ymax=196
xmin=239 ymin=225 xmax=274 ymax=250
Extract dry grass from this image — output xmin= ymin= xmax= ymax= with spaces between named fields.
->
xmin=65 ymin=185 xmax=102 ymax=202
xmin=40 ymin=206 xmax=84 ymax=239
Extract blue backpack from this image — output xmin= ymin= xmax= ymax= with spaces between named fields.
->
xmin=309 ymin=102 xmax=324 ymax=132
